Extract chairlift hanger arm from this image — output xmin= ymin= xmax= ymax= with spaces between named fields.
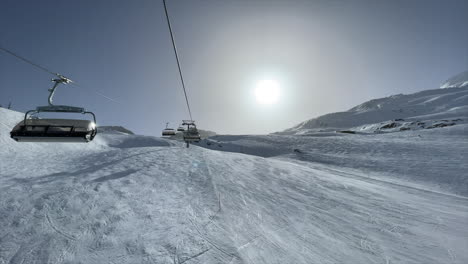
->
xmin=48 ymin=76 xmax=72 ymax=106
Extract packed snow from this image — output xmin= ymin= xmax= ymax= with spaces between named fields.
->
xmin=1 ymin=82 xmax=468 ymax=263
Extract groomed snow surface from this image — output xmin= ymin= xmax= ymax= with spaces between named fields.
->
xmin=1 ymin=87 xmax=468 ymax=263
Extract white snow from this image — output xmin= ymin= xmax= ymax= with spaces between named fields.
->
xmin=283 ymin=86 xmax=468 ymax=134
xmin=1 ymin=81 xmax=468 ymax=264
xmin=441 ymin=70 xmax=468 ymax=88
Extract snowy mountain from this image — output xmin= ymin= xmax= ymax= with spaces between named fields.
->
xmin=282 ymin=71 xmax=468 ymax=134
xmin=199 ymin=77 xmax=468 ymax=196
xmin=441 ymin=70 xmax=468 ymax=88
xmin=1 ymin=79 xmax=468 ymax=264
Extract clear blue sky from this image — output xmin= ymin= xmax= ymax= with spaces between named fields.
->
xmin=1 ymin=0 xmax=467 ymax=135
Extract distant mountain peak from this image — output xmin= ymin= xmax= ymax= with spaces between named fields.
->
xmin=282 ymin=72 xmax=468 ymax=134
xmin=440 ymin=70 xmax=468 ymax=88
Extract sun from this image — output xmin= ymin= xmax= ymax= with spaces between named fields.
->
xmin=255 ymin=80 xmax=280 ymax=104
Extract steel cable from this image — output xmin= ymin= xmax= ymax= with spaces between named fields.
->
xmin=162 ymin=0 xmax=194 ymax=121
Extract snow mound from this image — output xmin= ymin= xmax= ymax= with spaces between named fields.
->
xmin=441 ymin=70 xmax=468 ymax=88
xmin=201 ymin=134 xmax=293 ymax=157
xmin=98 ymin=126 xmax=134 ymax=135
xmin=95 ymin=133 xmax=176 ymax=148
xmin=164 ymin=129 xmax=216 ymax=141
xmin=95 ymin=125 xmax=176 ymax=148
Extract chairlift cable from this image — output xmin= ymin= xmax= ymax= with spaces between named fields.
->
xmin=162 ymin=0 xmax=194 ymax=121
xmin=69 ymin=82 xmax=124 ymax=105
xmin=0 ymin=45 xmax=123 ymax=105
xmin=0 ymin=45 xmax=60 ymax=77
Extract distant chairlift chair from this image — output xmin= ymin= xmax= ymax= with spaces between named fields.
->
xmin=162 ymin=122 xmax=176 ymax=136
xmin=182 ymin=120 xmax=201 ymax=147
xmin=10 ymin=77 xmax=97 ymax=143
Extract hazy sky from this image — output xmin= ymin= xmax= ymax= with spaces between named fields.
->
xmin=1 ymin=0 xmax=467 ymax=135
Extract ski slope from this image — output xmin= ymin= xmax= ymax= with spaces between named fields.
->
xmin=201 ymin=85 xmax=468 ymax=196
xmin=200 ymin=124 xmax=468 ymax=197
xmin=1 ymin=106 xmax=467 ymax=263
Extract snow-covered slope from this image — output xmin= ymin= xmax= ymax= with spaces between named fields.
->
xmin=200 ymin=80 xmax=468 ymax=196
xmin=1 ymin=106 xmax=467 ymax=263
xmin=98 ymin=126 xmax=135 ymax=135
xmin=441 ymin=70 xmax=468 ymax=88
xmin=283 ymin=86 xmax=468 ymax=134
xmin=200 ymin=123 xmax=468 ymax=196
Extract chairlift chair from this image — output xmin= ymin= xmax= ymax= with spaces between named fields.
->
xmin=177 ymin=126 xmax=185 ymax=132
xmin=10 ymin=77 xmax=97 ymax=143
xmin=162 ymin=122 xmax=176 ymax=136
xmin=182 ymin=120 xmax=201 ymax=144
xmin=162 ymin=128 xmax=176 ymax=136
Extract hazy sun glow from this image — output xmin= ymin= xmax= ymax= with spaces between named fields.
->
xmin=255 ymin=80 xmax=280 ymax=104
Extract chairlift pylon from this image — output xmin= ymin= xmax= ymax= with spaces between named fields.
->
xmin=10 ymin=77 xmax=97 ymax=143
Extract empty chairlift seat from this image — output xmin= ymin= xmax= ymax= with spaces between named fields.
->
xmin=182 ymin=120 xmax=201 ymax=143
xmin=11 ymin=118 xmax=97 ymax=142
xmin=9 ymin=76 xmax=98 ymax=143
xmin=162 ymin=122 xmax=177 ymax=136
xmin=183 ymin=128 xmax=201 ymax=142
xmin=162 ymin=128 xmax=176 ymax=136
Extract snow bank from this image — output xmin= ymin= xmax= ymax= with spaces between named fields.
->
xmin=98 ymin=126 xmax=135 ymax=135
xmin=95 ymin=133 xmax=176 ymax=148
